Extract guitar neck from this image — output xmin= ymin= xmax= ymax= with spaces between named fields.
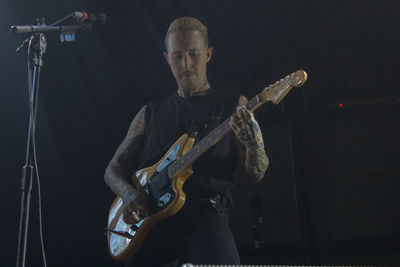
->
xmin=167 ymin=95 xmax=264 ymax=178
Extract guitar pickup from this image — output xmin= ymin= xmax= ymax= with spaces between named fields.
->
xmin=157 ymin=192 xmax=172 ymax=207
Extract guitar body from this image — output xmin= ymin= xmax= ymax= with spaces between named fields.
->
xmin=107 ymin=133 xmax=195 ymax=261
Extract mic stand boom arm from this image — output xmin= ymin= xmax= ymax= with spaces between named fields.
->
xmin=10 ymin=23 xmax=92 ymax=34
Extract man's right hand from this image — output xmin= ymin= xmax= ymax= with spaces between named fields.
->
xmin=120 ymin=188 xmax=149 ymax=224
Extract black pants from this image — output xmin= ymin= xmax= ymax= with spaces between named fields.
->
xmin=125 ymin=195 xmax=240 ymax=266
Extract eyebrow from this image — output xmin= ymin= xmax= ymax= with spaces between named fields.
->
xmin=171 ymin=49 xmax=201 ymax=54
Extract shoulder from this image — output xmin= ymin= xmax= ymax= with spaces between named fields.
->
xmin=146 ymin=95 xmax=175 ymax=111
xmin=209 ymin=87 xmax=242 ymax=105
xmin=211 ymin=87 xmax=248 ymax=106
xmin=127 ymin=105 xmax=146 ymax=134
xmin=142 ymin=94 xmax=177 ymax=125
xmin=210 ymin=87 xmax=240 ymax=98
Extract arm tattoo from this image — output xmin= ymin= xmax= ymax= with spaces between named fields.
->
xmin=104 ymin=105 xmax=146 ymax=196
xmin=233 ymin=123 xmax=269 ymax=182
xmin=119 ymin=106 xmax=146 ymax=165
xmin=244 ymin=125 xmax=269 ymax=180
xmin=232 ymin=95 xmax=269 ymax=182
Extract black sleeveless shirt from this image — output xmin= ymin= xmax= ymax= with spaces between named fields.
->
xmin=136 ymin=88 xmax=241 ymax=201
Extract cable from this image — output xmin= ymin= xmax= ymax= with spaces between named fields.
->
xmin=32 ymin=108 xmax=48 ymax=267
xmin=48 ymin=12 xmax=74 ymax=27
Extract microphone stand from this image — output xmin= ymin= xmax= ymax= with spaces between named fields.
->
xmin=12 ymin=14 xmax=101 ymax=267
xmin=16 ymin=18 xmax=47 ymax=267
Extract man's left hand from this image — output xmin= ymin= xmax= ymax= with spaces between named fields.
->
xmin=230 ymin=106 xmax=261 ymax=148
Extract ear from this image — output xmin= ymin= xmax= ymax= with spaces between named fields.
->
xmin=206 ymin=47 xmax=213 ymax=63
xmin=163 ymin=51 xmax=169 ymax=64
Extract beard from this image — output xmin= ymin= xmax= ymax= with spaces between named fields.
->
xmin=178 ymin=74 xmax=197 ymax=90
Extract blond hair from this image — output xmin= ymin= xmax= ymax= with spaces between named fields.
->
xmin=164 ymin=17 xmax=209 ymax=51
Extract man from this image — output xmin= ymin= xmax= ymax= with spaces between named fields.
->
xmin=105 ymin=17 xmax=269 ymax=266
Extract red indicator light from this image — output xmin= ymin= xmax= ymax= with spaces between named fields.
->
xmin=339 ymin=103 xmax=343 ymax=108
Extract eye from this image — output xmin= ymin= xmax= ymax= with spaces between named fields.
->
xmin=172 ymin=54 xmax=183 ymax=60
xmin=189 ymin=51 xmax=200 ymax=57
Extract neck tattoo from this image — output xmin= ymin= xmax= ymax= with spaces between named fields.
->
xmin=178 ymin=79 xmax=211 ymax=98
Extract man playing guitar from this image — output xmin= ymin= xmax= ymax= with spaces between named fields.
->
xmin=104 ymin=17 xmax=269 ymax=266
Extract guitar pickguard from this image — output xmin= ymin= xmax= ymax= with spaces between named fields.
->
xmin=141 ymin=144 xmax=181 ymax=212
xmin=143 ymin=169 xmax=175 ymax=212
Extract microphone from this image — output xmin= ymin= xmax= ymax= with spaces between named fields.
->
xmin=72 ymin=12 xmax=107 ymax=25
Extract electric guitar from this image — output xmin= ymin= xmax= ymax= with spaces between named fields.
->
xmin=106 ymin=70 xmax=308 ymax=261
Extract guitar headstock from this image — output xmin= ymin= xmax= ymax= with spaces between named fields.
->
xmin=258 ymin=70 xmax=307 ymax=105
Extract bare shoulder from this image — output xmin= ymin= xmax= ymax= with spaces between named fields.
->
xmin=126 ymin=105 xmax=146 ymax=138
xmin=111 ymin=105 xmax=147 ymax=165
xmin=115 ymin=105 xmax=147 ymax=156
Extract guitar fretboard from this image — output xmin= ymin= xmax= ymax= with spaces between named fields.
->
xmin=167 ymin=95 xmax=262 ymax=178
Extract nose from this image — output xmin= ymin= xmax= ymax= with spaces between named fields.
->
xmin=182 ymin=52 xmax=193 ymax=69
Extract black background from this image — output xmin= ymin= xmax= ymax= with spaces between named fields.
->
xmin=1 ymin=0 xmax=399 ymax=266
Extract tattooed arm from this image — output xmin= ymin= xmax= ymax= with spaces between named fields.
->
xmin=104 ymin=105 xmax=148 ymax=223
xmin=230 ymin=95 xmax=269 ymax=182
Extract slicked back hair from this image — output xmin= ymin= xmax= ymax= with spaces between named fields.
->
xmin=164 ymin=17 xmax=209 ymax=51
